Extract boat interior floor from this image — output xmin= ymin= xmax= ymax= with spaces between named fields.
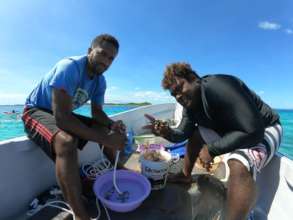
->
xmin=27 ymin=156 xmax=227 ymax=220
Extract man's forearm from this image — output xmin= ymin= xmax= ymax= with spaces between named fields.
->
xmin=183 ymin=128 xmax=205 ymax=176
xmin=165 ymin=108 xmax=195 ymax=143
xmin=164 ymin=128 xmax=191 ymax=143
xmin=92 ymin=108 xmax=113 ymax=129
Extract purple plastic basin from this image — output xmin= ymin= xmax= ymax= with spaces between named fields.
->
xmin=93 ymin=170 xmax=151 ymax=212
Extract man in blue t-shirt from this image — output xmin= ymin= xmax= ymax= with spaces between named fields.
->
xmin=22 ymin=34 xmax=126 ymax=220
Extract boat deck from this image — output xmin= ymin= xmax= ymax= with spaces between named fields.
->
xmin=27 ymin=152 xmax=227 ymax=220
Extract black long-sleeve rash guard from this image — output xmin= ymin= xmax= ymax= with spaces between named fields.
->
xmin=167 ymin=74 xmax=280 ymax=157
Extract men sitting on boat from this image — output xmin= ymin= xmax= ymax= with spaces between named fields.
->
xmin=144 ymin=62 xmax=282 ymax=220
xmin=22 ymin=34 xmax=127 ymax=220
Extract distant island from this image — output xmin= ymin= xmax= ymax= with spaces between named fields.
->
xmin=104 ymin=102 xmax=152 ymax=106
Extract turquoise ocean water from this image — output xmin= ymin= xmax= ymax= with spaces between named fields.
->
xmin=0 ymin=105 xmax=292 ymax=160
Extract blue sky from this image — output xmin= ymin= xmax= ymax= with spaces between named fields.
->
xmin=0 ymin=0 xmax=292 ymax=108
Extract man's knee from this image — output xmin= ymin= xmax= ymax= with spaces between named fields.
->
xmin=228 ymin=159 xmax=251 ymax=179
xmin=53 ymin=131 xmax=78 ymax=157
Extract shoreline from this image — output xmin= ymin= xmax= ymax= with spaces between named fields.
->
xmin=0 ymin=102 xmax=152 ymax=107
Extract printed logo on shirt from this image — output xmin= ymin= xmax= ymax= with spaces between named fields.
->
xmin=72 ymin=88 xmax=89 ymax=109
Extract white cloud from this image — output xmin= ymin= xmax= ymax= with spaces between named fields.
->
xmin=258 ymin=21 xmax=281 ymax=30
xmin=105 ymin=90 xmax=174 ymax=104
xmin=0 ymin=93 xmax=26 ymax=105
xmin=285 ymin=28 xmax=293 ymax=34
xmin=107 ymin=86 xmax=119 ymax=91
xmin=133 ymin=91 xmax=171 ymax=100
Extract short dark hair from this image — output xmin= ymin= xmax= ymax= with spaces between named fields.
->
xmin=90 ymin=34 xmax=119 ymax=50
xmin=162 ymin=62 xmax=200 ymax=90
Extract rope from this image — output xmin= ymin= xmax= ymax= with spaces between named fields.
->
xmin=113 ymin=150 xmax=123 ymax=194
xmin=27 ymin=145 xmax=122 ymax=220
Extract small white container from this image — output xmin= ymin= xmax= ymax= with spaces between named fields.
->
xmin=139 ymin=150 xmax=179 ymax=190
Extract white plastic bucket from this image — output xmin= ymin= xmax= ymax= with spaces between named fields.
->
xmin=139 ymin=150 xmax=179 ymax=190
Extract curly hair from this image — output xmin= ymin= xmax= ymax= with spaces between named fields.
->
xmin=162 ymin=62 xmax=199 ymax=90
xmin=90 ymin=34 xmax=119 ymax=50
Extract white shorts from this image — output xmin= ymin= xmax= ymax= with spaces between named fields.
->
xmin=198 ymin=124 xmax=283 ymax=179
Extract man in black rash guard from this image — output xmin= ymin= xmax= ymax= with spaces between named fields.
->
xmin=144 ymin=63 xmax=282 ymax=220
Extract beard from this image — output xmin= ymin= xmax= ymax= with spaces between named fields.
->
xmin=180 ymin=88 xmax=199 ymax=110
xmin=178 ymin=95 xmax=192 ymax=109
xmin=188 ymin=86 xmax=201 ymax=111
xmin=94 ymin=65 xmax=106 ymax=75
xmin=90 ymin=61 xmax=107 ymax=75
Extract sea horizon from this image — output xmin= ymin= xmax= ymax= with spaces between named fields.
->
xmin=0 ymin=102 xmax=152 ymax=106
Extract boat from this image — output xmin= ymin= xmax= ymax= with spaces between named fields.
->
xmin=0 ymin=103 xmax=292 ymax=220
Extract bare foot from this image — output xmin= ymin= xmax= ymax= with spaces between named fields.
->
xmin=167 ymin=171 xmax=192 ymax=184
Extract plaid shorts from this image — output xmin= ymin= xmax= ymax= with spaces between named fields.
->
xmin=198 ymin=123 xmax=283 ymax=179
xmin=22 ymin=107 xmax=93 ymax=161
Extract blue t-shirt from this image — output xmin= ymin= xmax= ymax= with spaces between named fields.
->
xmin=25 ymin=55 xmax=106 ymax=111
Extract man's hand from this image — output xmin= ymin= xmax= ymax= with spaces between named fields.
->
xmin=104 ymin=132 xmax=127 ymax=151
xmin=110 ymin=120 xmax=126 ymax=134
xmin=198 ymin=145 xmax=214 ymax=172
xmin=142 ymin=114 xmax=171 ymax=137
